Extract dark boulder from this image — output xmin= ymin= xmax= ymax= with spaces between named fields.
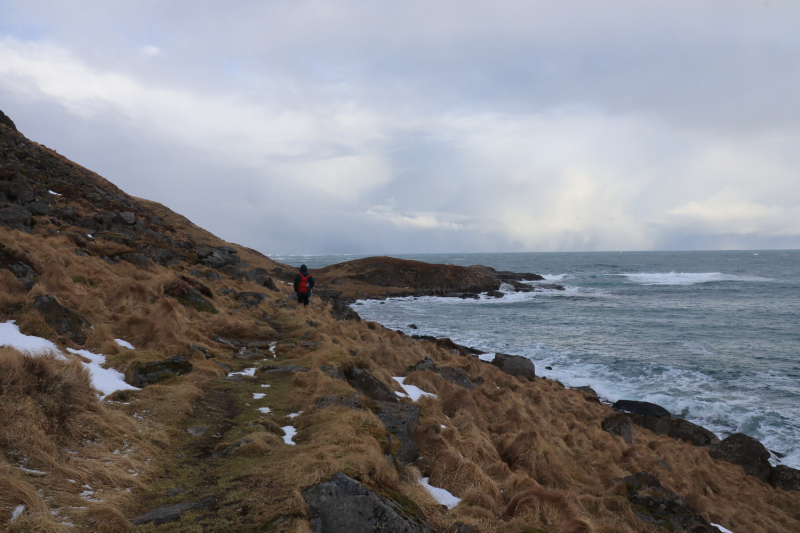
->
xmin=317 ymin=392 xmax=363 ymax=410
xmin=196 ymin=246 xmax=239 ymax=269
xmin=302 ymin=472 xmax=429 ymax=533
xmin=769 ymin=465 xmax=800 ymax=492
xmin=0 ymin=243 xmax=38 ymax=289
xmin=574 ymin=386 xmax=598 ymax=397
xmin=616 ymin=472 xmax=720 ymax=532
xmin=33 ymin=294 xmax=90 ymax=344
xmin=130 ymin=497 xmax=217 ymax=525
xmin=413 ymin=358 xmax=474 ymax=389
xmin=602 ymin=413 xmax=633 ymax=444
xmin=134 ymin=356 xmax=193 ymax=387
xmin=613 ymin=400 xmax=670 ymax=418
xmin=236 ymin=291 xmax=267 ymax=308
xmin=628 ymin=415 xmax=719 ymax=447
xmin=0 ymin=204 xmax=33 ymax=228
xmin=374 ymin=400 xmax=420 ymax=464
xmin=319 ymin=365 xmax=346 ymax=380
xmin=490 ymin=353 xmax=535 ymax=381
xmin=118 ymin=252 xmax=149 ymax=267
xmin=710 ymin=433 xmax=772 ymax=482
xmin=345 ymin=368 xmax=399 ymax=403
xmin=330 ymin=299 xmax=362 ymax=321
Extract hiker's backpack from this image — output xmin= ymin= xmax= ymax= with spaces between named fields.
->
xmin=298 ymin=273 xmax=311 ymax=293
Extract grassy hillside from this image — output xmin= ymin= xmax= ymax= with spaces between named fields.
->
xmin=2 ymin=115 xmax=799 ymax=533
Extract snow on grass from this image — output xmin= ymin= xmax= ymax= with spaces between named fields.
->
xmin=712 ymin=525 xmax=735 ymax=533
xmin=1 ymin=321 xmax=137 ymax=398
xmin=287 ymin=411 xmax=303 ymax=419
xmin=281 ymin=426 xmax=297 ymax=445
xmin=257 ymin=407 xmax=271 ymax=414
xmin=260 ymin=384 xmax=270 ymax=388
xmin=393 ymin=377 xmax=437 ymax=401
xmin=67 ymin=348 xmax=138 ymax=397
xmin=48 ymin=190 xmax=61 ymax=196
xmin=0 ymin=321 xmax=61 ymax=354
xmin=11 ymin=504 xmax=25 ymax=522
xmin=252 ymin=393 xmax=266 ymax=400
xmin=420 ymin=477 xmax=461 ymax=509
xmin=269 ymin=341 xmax=277 ymax=358
xmin=18 ymin=466 xmax=46 ymax=475
xmin=115 ymin=339 xmax=135 ymax=349
xmin=230 ymin=367 xmax=257 ymax=377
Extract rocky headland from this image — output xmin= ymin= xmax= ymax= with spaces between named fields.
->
xmin=2 ymin=110 xmax=800 ymax=533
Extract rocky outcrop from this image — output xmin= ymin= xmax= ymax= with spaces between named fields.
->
xmin=613 ymin=400 xmax=670 ymax=418
xmin=0 ymin=110 xmax=17 ymax=132
xmin=134 ymin=356 xmax=193 ymax=387
xmin=602 ymin=413 xmax=633 ymax=444
xmin=769 ymin=465 xmax=800 ymax=492
xmin=616 ymin=472 xmax=720 ymax=532
xmin=33 ymin=294 xmax=90 ymax=345
xmin=413 ymin=358 xmax=474 ymax=389
xmin=0 ymin=242 xmax=38 ymax=289
xmin=490 ymin=353 xmax=536 ymax=381
xmin=130 ymin=497 xmax=217 ymax=525
xmin=630 ymin=415 xmax=719 ymax=447
xmin=302 ymin=472 xmax=429 ymax=533
xmin=345 ymin=368 xmax=399 ymax=403
xmin=374 ymin=401 xmax=420 ymax=464
xmin=710 ymin=433 xmax=772 ymax=482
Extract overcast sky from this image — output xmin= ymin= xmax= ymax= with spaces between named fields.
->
xmin=2 ymin=0 xmax=799 ymax=254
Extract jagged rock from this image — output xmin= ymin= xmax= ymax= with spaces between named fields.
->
xmin=118 ymin=252 xmax=149 ymax=267
xmin=616 ymin=472 xmax=719 ymax=532
xmin=574 ymin=386 xmax=598 ymax=397
xmin=134 ymin=356 xmax=193 ymax=387
xmin=623 ymin=415 xmax=719 ymax=447
xmin=769 ymin=465 xmax=800 ymax=492
xmin=0 ymin=110 xmax=17 ymax=132
xmin=260 ymin=364 xmax=309 ymax=374
xmin=710 ymin=433 xmax=772 ymax=482
xmin=320 ymin=365 xmax=346 ymax=380
xmin=374 ymin=401 xmax=420 ymax=463
xmin=117 ymin=211 xmax=136 ymax=224
xmin=490 ymin=353 xmax=536 ymax=381
xmin=165 ymin=280 xmax=217 ymax=314
xmin=302 ymin=472 xmax=429 ymax=533
xmin=130 ymin=497 xmax=217 ymax=525
xmin=187 ymin=426 xmax=208 ymax=437
xmin=244 ymin=268 xmax=279 ymax=291
xmin=330 ymin=299 xmax=362 ymax=321
xmin=0 ymin=243 xmax=38 ymax=289
xmin=236 ymin=291 xmax=267 ymax=308
xmin=29 ymin=200 xmax=53 ymax=216
xmin=33 ymin=294 xmax=90 ymax=344
xmin=613 ymin=400 xmax=670 ymax=418
xmin=197 ymin=246 xmax=239 ymax=268
xmin=413 ymin=358 xmax=473 ymax=389
xmin=0 ymin=204 xmax=33 ymax=227
xmin=345 ymin=368 xmax=399 ymax=403
xmin=602 ymin=413 xmax=633 ymax=444
xmin=189 ymin=344 xmax=212 ymax=359
xmin=317 ymin=392 xmax=363 ymax=410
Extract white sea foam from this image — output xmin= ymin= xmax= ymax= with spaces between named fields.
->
xmin=541 ymin=273 xmax=569 ymax=281
xmin=618 ymin=272 xmax=770 ymax=285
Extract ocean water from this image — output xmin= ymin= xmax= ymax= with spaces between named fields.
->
xmin=271 ymin=250 xmax=800 ymax=469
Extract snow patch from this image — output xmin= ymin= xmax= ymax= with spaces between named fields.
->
xmin=11 ymin=504 xmax=25 ymax=522
xmin=257 ymin=407 xmax=271 ymax=414
xmin=282 ymin=426 xmax=297 ymax=445
xmin=252 ymin=393 xmax=266 ymax=400
xmin=115 ymin=339 xmax=135 ymax=350
xmin=393 ymin=377 xmax=437 ymax=401
xmin=420 ymin=477 xmax=461 ymax=509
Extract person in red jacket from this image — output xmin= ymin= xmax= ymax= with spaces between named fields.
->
xmin=293 ymin=264 xmax=315 ymax=306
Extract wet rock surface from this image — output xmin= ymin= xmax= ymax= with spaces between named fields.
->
xmin=374 ymin=401 xmax=420 ymax=464
xmin=769 ymin=465 xmax=800 ymax=492
xmin=602 ymin=413 xmax=633 ymax=444
xmin=302 ymin=472 xmax=429 ymax=533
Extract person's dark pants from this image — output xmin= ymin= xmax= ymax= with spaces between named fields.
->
xmin=297 ymin=292 xmax=310 ymax=306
